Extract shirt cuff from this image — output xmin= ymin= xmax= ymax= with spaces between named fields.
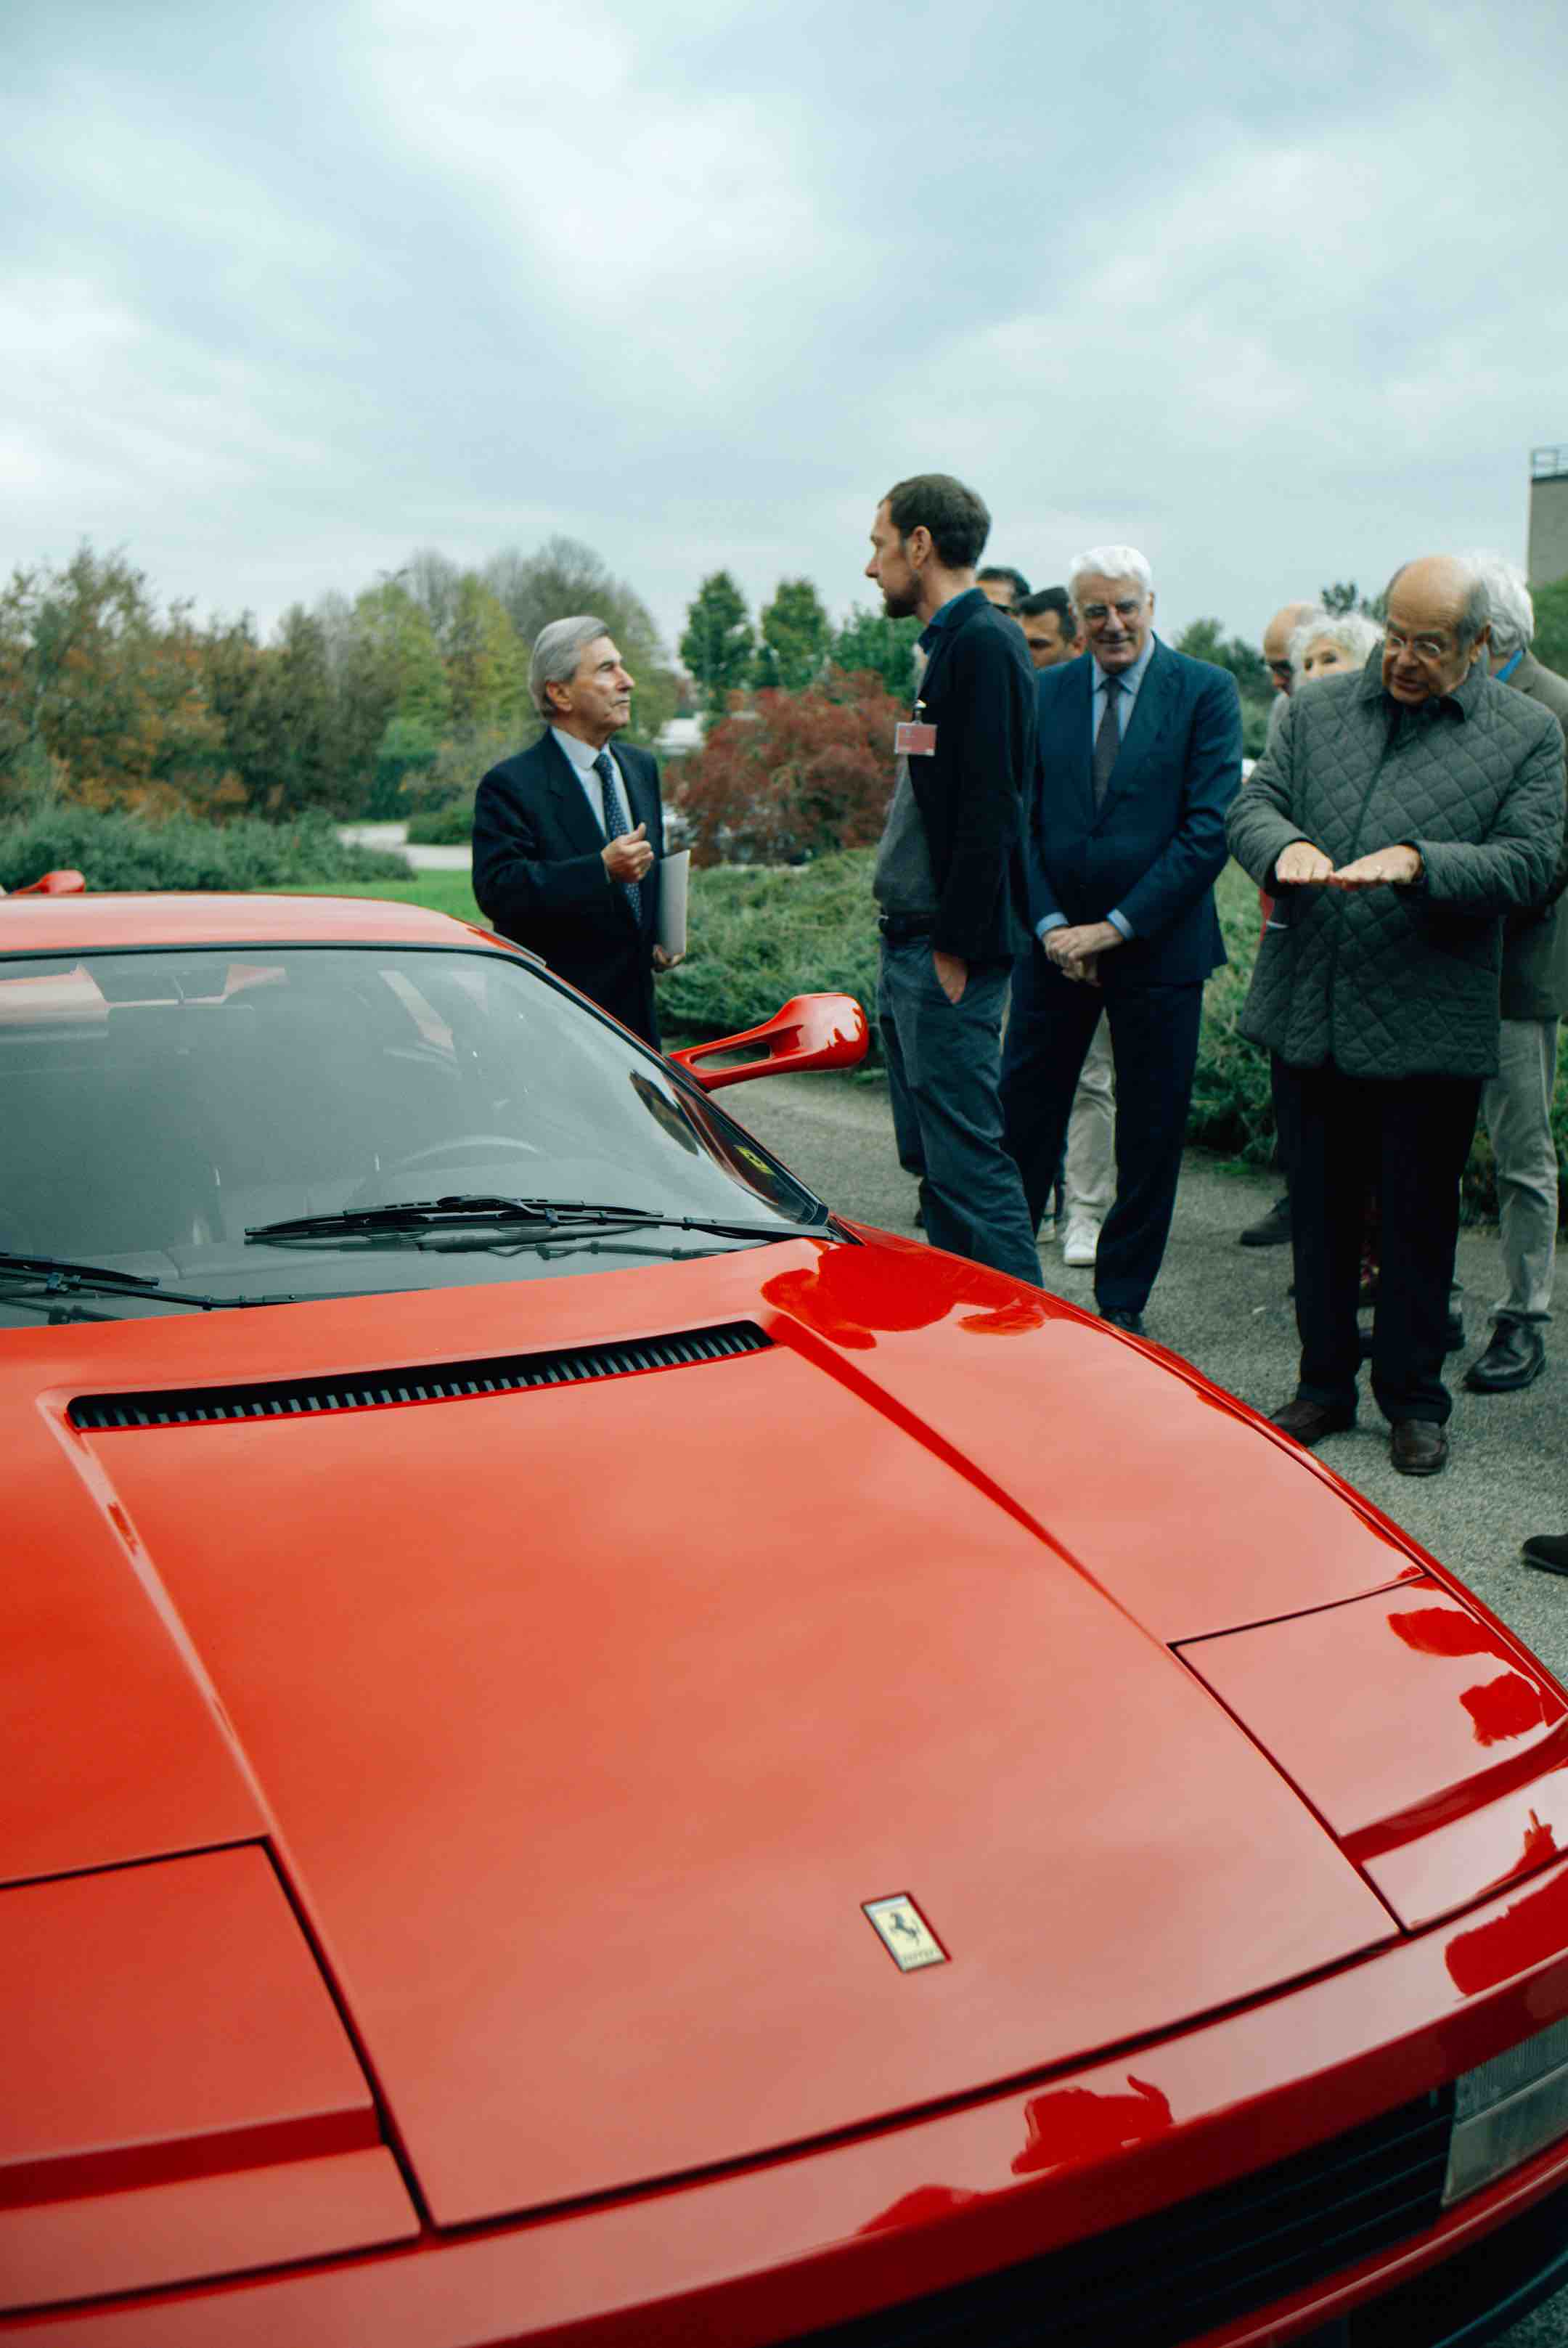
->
xmin=1035 ymin=913 xmax=1066 ymax=939
xmin=1106 ymin=909 xmax=1134 ymax=941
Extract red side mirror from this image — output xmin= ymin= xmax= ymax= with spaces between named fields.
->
xmin=667 ymin=993 xmax=868 ymax=1093
xmin=10 ymin=870 xmax=86 ymax=897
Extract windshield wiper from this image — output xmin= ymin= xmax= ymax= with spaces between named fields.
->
xmin=0 ymin=1250 xmax=171 ymax=1297
xmin=0 ymin=1252 xmax=309 ymax=1312
xmin=245 ymin=1194 xmax=815 ymax=1247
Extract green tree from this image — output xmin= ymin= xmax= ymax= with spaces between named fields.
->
xmin=255 ymin=607 xmax=338 ymax=815
xmin=0 ymin=546 xmax=226 ymax=815
xmin=369 ymin=714 xmax=441 ymax=818
xmin=826 ymin=604 xmax=920 ymax=701
xmin=754 ymin=578 xmax=831 ymax=692
xmin=446 ymin=574 xmax=525 ymax=731
xmin=1320 ymin=580 xmax=1387 ymax=621
xmin=1533 ymin=574 xmax=1568 ymax=678
xmin=1174 ymin=618 xmax=1270 ymax=701
xmin=351 ymin=582 xmax=452 ymax=731
xmin=680 ymin=571 xmax=755 ymax=720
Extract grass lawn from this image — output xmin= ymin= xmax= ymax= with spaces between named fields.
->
xmin=287 ymin=873 xmax=485 ymax=924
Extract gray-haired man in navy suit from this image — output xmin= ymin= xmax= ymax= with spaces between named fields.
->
xmin=1001 ymin=546 xmax=1242 ymax=1334
xmin=472 ymin=617 xmax=674 ymax=1045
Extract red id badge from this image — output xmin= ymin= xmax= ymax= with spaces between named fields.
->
xmin=894 ymin=720 xmax=938 ymax=756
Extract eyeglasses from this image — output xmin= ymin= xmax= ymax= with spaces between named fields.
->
xmin=1079 ymin=600 xmax=1143 ymax=624
xmin=1385 ymin=626 xmax=1452 ymax=660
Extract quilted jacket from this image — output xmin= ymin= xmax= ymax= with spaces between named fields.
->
xmin=1228 ymin=651 xmax=1564 ymax=1079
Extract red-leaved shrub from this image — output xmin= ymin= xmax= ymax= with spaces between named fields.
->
xmin=672 ymin=670 xmax=900 ymax=866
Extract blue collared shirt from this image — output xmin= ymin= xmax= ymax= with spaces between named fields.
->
xmin=1037 ymin=634 xmax=1159 ymax=945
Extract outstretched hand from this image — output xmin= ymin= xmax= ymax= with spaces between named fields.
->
xmin=1329 ymin=845 xmax=1423 ymax=888
xmin=1274 ymin=839 xmax=1421 ymax=889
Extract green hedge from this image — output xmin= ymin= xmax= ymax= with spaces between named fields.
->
xmin=406 ymin=804 xmax=475 ymax=845
xmin=0 ymin=807 xmax=407 ymax=893
xmin=661 ymin=854 xmax=882 ymax=1053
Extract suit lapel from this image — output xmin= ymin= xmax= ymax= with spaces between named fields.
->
xmin=1069 ymin=654 xmax=1096 ymax=814
xmin=541 ymin=730 xmax=611 ymax=861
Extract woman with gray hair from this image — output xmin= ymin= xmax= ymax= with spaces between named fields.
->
xmin=1290 ymin=610 xmax=1383 ymax=682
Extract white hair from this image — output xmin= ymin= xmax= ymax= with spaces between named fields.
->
xmin=529 ymin=614 xmax=612 ymax=720
xmin=1067 ymin=546 xmax=1153 ymax=605
xmin=1463 ymin=550 xmax=1535 ymax=660
xmin=1290 ymin=611 xmax=1383 ymax=676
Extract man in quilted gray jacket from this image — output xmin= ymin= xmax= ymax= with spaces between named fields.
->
xmin=1228 ymin=555 xmax=1564 ymax=1476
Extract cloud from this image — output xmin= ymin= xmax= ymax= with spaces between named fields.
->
xmin=2 ymin=0 xmax=1567 ymax=648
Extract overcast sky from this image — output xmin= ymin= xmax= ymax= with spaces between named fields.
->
xmin=7 ymin=0 xmax=1568 ymax=661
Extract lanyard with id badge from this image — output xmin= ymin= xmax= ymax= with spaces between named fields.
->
xmin=895 ymin=614 xmax=954 ymax=757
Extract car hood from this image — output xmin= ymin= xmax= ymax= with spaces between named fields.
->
xmin=7 ymin=1237 xmax=1431 ymax=2227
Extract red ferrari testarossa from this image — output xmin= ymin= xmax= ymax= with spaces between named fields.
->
xmin=4 ymin=889 xmax=1568 ymax=2346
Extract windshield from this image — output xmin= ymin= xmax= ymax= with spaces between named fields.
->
xmin=0 ymin=945 xmax=826 ymax=1326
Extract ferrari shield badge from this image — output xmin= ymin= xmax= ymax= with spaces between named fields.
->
xmin=863 ymin=1894 xmax=947 ymax=1972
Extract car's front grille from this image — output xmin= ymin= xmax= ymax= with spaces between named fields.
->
xmin=791 ymin=2088 xmax=1453 ymax=2348
xmin=68 ymin=1321 xmax=772 ymax=1430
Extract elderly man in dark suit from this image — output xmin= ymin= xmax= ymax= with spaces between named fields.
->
xmin=471 ymin=617 xmax=671 ymax=1045
xmin=1001 ymin=546 xmax=1243 ymax=1333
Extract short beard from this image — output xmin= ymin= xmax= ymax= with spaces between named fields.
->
xmin=881 ymin=582 xmax=918 ymax=620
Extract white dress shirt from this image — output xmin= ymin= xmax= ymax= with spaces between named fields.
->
xmin=550 ymin=726 xmax=628 ymax=836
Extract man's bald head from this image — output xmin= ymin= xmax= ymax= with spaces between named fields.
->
xmin=1263 ymin=602 xmax=1326 ymax=694
xmin=1381 ymin=555 xmax=1490 ymax=707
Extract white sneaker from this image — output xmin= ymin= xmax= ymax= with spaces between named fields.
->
xmin=1061 ymin=1216 xmax=1101 ymax=1268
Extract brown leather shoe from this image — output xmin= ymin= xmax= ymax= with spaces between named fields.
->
xmin=1391 ymin=1419 xmax=1448 ymax=1475
xmin=1268 ymin=1398 xmax=1356 ymax=1448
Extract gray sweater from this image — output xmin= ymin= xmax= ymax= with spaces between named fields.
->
xmin=1227 ymin=651 xmax=1564 ymax=1079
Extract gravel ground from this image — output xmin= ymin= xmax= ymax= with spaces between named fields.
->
xmin=727 ymin=1066 xmax=1568 ymax=2348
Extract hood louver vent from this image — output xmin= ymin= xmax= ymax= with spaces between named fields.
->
xmin=70 ymin=1321 xmax=772 ymax=1432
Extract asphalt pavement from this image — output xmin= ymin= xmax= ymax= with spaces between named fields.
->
xmin=729 ymin=1066 xmax=1568 ymax=2348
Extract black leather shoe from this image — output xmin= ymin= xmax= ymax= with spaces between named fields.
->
xmin=1268 ymin=1398 xmax=1356 ymax=1447
xmin=1239 ymin=1196 xmax=1291 ymax=1248
xmin=1521 ymin=1532 xmax=1568 ymax=1576
xmin=1464 ymin=1321 xmax=1546 ymax=1393
xmin=1391 ymin=1419 xmax=1448 ymax=1475
xmin=1098 ymin=1306 xmax=1146 ymax=1335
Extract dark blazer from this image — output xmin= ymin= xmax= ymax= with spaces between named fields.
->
xmin=907 ymin=587 xmax=1035 ymax=964
xmin=1027 ymin=640 xmax=1242 ymax=985
xmin=472 ymin=730 xmax=664 ymax=1043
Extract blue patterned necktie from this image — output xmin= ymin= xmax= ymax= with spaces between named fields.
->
xmin=593 ymin=750 xmax=642 ymax=923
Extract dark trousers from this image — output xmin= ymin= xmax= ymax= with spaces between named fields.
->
xmin=1271 ymin=1051 xmax=1301 ymax=1197
xmin=1278 ymin=1060 xmax=1482 ymax=1424
xmin=1000 ymin=945 xmax=1204 ymax=1315
xmin=878 ymin=939 xmax=1043 ymax=1288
